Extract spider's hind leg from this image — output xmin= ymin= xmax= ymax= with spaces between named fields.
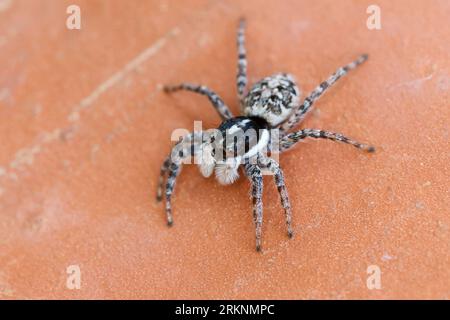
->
xmin=281 ymin=54 xmax=368 ymax=133
xmin=236 ymin=17 xmax=248 ymax=106
xmin=280 ymin=129 xmax=375 ymax=153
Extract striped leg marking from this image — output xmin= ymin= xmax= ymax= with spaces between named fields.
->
xmin=158 ymin=132 xmax=204 ymax=226
xmin=244 ymin=163 xmax=264 ymax=252
xmin=156 ymin=156 xmax=171 ymax=202
xmin=281 ymin=54 xmax=368 ymax=133
xmin=164 ymin=83 xmax=233 ymax=120
xmin=165 ymin=161 xmax=181 ymax=226
xmin=236 ymin=17 xmax=248 ymax=106
xmin=258 ymin=156 xmax=293 ymax=238
xmin=280 ymin=129 xmax=375 ymax=153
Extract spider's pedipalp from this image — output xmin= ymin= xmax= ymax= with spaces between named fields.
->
xmin=164 ymin=83 xmax=233 ymax=120
xmin=196 ymin=142 xmax=216 ymax=178
xmin=280 ymin=128 xmax=375 ymax=153
xmin=215 ymin=160 xmax=240 ymax=185
xmin=280 ymin=54 xmax=369 ymax=133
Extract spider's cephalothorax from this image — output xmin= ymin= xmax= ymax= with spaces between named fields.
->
xmin=198 ymin=115 xmax=270 ymax=185
xmin=157 ymin=18 xmax=375 ymax=252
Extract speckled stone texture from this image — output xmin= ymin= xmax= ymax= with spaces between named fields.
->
xmin=0 ymin=0 xmax=448 ymax=299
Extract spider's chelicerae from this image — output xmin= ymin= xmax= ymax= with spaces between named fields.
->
xmin=157 ymin=18 xmax=375 ymax=251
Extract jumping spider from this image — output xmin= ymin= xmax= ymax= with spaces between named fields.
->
xmin=157 ymin=18 xmax=375 ymax=252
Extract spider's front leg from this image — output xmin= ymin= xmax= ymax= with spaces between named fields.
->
xmin=244 ymin=162 xmax=264 ymax=251
xmin=156 ymin=132 xmax=204 ymax=226
xmin=258 ymin=156 xmax=294 ymax=239
xmin=156 ymin=155 xmax=171 ymax=202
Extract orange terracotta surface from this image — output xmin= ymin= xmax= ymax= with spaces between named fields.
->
xmin=0 ymin=0 xmax=449 ymax=299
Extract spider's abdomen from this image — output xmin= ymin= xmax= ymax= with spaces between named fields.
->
xmin=242 ymin=73 xmax=301 ymax=127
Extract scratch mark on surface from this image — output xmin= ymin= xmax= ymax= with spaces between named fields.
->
xmin=0 ymin=27 xmax=180 ymax=186
xmin=0 ymin=88 xmax=11 ymax=102
xmin=391 ymin=73 xmax=434 ymax=91
xmin=10 ymin=145 xmax=41 ymax=169
xmin=68 ymin=27 xmax=179 ymax=122
xmin=381 ymin=253 xmax=394 ymax=262
xmin=0 ymin=0 xmax=12 ymax=12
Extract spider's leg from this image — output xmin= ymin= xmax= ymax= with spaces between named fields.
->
xmin=164 ymin=83 xmax=233 ymax=120
xmin=236 ymin=17 xmax=248 ymax=107
xmin=156 ymin=155 xmax=171 ymax=202
xmin=280 ymin=129 xmax=375 ymax=153
xmin=280 ymin=54 xmax=368 ymax=133
xmin=258 ymin=156 xmax=293 ymax=238
xmin=244 ymin=163 xmax=264 ymax=252
xmin=165 ymin=161 xmax=181 ymax=226
xmin=160 ymin=132 xmax=204 ymax=226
